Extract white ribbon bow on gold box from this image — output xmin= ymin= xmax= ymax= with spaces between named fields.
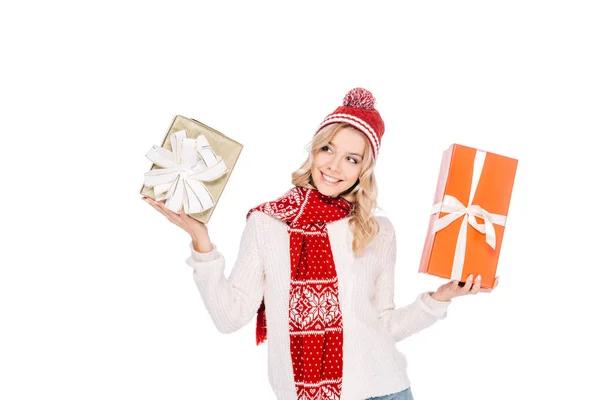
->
xmin=144 ymin=129 xmax=228 ymax=214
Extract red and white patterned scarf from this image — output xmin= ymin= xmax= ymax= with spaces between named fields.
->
xmin=247 ymin=186 xmax=352 ymax=400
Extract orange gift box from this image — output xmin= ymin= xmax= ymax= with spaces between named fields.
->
xmin=419 ymin=144 xmax=518 ymax=289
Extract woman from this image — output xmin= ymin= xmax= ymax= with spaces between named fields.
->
xmin=142 ymin=88 xmax=498 ymax=400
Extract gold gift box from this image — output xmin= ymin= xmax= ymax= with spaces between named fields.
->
xmin=140 ymin=115 xmax=243 ymax=224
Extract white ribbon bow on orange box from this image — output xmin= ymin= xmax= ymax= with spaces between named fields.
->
xmin=429 ymin=150 xmax=507 ymax=281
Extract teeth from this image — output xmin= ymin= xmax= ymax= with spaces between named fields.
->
xmin=323 ymin=173 xmax=340 ymax=183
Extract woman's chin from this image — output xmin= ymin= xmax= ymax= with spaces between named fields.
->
xmin=316 ymin=183 xmax=346 ymax=198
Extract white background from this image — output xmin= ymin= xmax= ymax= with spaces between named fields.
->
xmin=1 ymin=1 xmax=598 ymax=399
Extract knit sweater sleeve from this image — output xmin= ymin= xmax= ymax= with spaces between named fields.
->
xmin=373 ymin=219 xmax=451 ymax=342
xmin=185 ymin=212 xmax=265 ymax=334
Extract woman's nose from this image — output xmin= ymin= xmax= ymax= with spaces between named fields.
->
xmin=328 ymin=157 xmax=342 ymax=172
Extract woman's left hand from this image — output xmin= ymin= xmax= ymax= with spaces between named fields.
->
xmin=431 ymin=275 xmax=499 ymax=302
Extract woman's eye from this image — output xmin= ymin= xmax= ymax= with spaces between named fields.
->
xmin=321 ymin=146 xmax=357 ymax=164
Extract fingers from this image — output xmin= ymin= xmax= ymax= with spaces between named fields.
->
xmin=143 ymin=197 xmax=183 ymax=223
xmin=154 ymin=198 xmax=179 ymax=215
xmin=179 ymin=209 xmax=194 ymax=221
xmin=478 ymin=276 xmax=500 ymax=293
xmin=460 ymin=274 xmax=474 ymax=295
xmin=143 ymin=197 xmax=167 ymax=216
xmin=470 ymin=275 xmax=482 ymax=295
xmin=440 ymin=280 xmax=460 ymax=292
xmin=458 ymin=274 xmax=482 ymax=295
xmin=450 ymin=280 xmax=460 ymax=291
xmin=446 ymin=274 xmax=499 ymax=298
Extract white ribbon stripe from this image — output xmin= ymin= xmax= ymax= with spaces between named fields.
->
xmin=144 ymin=130 xmax=228 ymax=214
xmin=430 ymin=150 xmax=507 ymax=281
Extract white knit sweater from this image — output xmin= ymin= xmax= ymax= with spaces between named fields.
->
xmin=185 ymin=211 xmax=451 ymax=400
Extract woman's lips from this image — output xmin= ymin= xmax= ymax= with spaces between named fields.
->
xmin=321 ymin=171 xmax=342 ymax=185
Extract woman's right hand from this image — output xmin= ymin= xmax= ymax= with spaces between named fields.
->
xmin=142 ymin=196 xmax=212 ymax=252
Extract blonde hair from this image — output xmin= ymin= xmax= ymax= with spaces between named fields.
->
xmin=291 ymin=123 xmax=380 ymax=257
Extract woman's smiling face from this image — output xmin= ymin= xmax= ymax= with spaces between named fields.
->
xmin=310 ymin=126 xmax=366 ymax=198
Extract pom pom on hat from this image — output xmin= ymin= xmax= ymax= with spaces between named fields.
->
xmin=343 ymin=88 xmax=376 ymax=110
xmin=316 ymin=88 xmax=385 ymax=159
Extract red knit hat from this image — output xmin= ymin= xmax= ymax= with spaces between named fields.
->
xmin=316 ymin=88 xmax=385 ymax=159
